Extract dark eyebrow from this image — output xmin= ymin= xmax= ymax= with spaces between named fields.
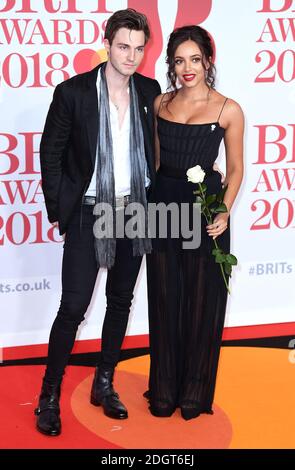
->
xmin=174 ymin=54 xmax=202 ymax=59
xmin=117 ymin=43 xmax=145 ymax=48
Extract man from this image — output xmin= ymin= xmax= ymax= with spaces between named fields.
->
xmin=35 ymin=8 xmax=161 ymax=436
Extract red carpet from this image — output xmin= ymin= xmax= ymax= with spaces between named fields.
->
xmin=1 ymin=348 xmax=294 ymax=449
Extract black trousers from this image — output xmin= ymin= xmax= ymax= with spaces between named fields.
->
xmin=44 ymin=204 xmax=143 ymax=383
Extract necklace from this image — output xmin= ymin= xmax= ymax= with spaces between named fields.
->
xmin=110 ymin=100 xmax=119 ymax=111
xmin=109 ymin=94 xmax=119 ymax=110
xmin=110 ymin=85 xmax=130 ymax=112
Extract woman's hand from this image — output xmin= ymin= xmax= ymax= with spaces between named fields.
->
xmin=206 ymin=213 xmax=229 ymax=240
xmin=213 ymin=162 xmax=225 ymax=186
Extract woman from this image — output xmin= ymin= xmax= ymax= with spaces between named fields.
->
xmin=146 ymin=25 xmax=244 ymax=420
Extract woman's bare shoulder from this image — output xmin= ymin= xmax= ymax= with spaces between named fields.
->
xmin=215 ymin=91 xmax=243 ymax=114
xmin=224 ymin=99 xmax=244 ymax=127
xmin=213 ymin=91 xmax=244 ymax=128
xmin=154 ymin=91 xmax=175 ymax=114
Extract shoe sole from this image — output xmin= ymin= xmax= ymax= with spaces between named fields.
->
xmin=36 ymin=424 xmax=61 ymax=436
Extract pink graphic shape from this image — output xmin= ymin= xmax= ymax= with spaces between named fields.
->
xmin=128 ymin=0 xmax=163 ymax=78
xmin=174 ymin=0 xmax=212 ymax=28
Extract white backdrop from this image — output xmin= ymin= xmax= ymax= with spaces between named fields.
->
xmin=0 ymin=0 xmax=294 ymax=348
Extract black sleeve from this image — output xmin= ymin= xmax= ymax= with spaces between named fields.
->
xmin=39 ymin=83 xmax=73 ymax=223
xmin=154 ymin=79 xmax=161 ymax=97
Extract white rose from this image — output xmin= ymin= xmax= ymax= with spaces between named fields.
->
xmin=186 ymin=165 xmax=206 ymax=184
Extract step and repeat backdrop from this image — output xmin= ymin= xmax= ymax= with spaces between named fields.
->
xmin=0 ymin=0 xmax=294 ymax=347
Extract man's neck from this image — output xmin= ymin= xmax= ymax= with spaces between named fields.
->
xmin=105 ymin=61 xmax=130 ymax=95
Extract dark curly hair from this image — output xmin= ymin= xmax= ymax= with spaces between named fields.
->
xmin=166 ymin=25 xmax=216 ymax=99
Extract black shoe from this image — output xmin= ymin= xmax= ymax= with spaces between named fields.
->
xmin=149 ymin=402 xmax=176 ymax=418
xmin=180 ymin=404 xmax=213 ymax=421
xmin=90 ymin=367 xmax=128 ymax=420
xmin=180 ymin=406 xmax=201 ymax=421
xmin=34 ymin=380 xmax=61 ymax=436
xmin=144 ymin=390 xmax=175 ymax=417
xmin=149 ymin=398 xmax=176 ymax=418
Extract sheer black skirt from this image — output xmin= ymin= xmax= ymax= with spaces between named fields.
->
xmin=146 ymin=171 xmax=230 ymax=418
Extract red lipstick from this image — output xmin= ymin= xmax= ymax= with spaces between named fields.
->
xmin=183 ymin=74 xmax=196 ymax=81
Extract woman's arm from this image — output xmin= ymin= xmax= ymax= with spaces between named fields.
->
xmin=222 ymin=100 xmax=244 ymax=212
xmin=207 ymin=99 xmax=244 ymax=239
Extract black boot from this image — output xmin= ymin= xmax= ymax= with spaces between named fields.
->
xmin=90 ymin=367 xmax=128 ymax=419
xmin=34 ymin=380 xmax=61 ymax=436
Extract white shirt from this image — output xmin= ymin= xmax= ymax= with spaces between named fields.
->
xmin=86 ymin=69 xmax=150 ymax=197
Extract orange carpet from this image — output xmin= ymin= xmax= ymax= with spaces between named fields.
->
xmin=0 ymin=347 xmax=294 ymax=449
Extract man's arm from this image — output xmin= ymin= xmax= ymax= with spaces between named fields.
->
xmin=40 ymin=83 xmax=73 ymax=223
xmin=154 ymin=79 xmax=161 ymax=97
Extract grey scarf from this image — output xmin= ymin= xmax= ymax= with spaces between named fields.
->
xmin=94 ymin=63 xmax=151 ymax=269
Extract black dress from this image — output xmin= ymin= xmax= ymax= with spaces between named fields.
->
xmin=146 ymin=102 xmax=230 ymax=420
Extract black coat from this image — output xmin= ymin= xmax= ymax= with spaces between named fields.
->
xmin=40 ymin=62 xmax=161 ymax=234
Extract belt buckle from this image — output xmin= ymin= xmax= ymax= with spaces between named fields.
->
xmin=115 ymin=195 xmax=130 ymax=210
xmin=83 ymin=196 xmax=96 ymax=205
xmin=115 ymin=196 xmax=125 ymax=211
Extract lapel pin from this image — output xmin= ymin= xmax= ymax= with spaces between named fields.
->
xmin=211 ymin=124 xmax=216 ymax=131
xmin=144 ymin=106 xmax=148 ymax=114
